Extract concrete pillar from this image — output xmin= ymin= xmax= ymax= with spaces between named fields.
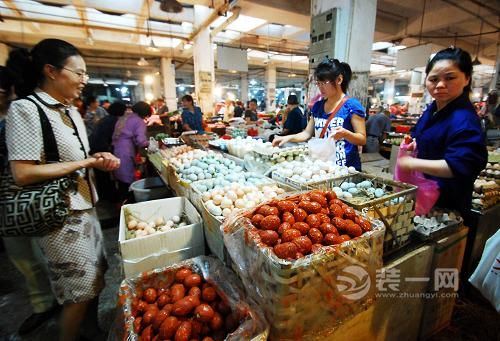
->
xmin=193 ymin=5 xmax=215 ymax=115
xmin=265 ymin=63 xmax=277 ymax=111
xmin=161 ymin=57 xmax=177 ymax=111
xmin=152 ymin=72 xmax=162 ymax=100
xmin=384 ymin=77 xmax=396 ymax=105
xmin=311 ymin=0 xmax=377 ymax=108
xmin=409 ymin=71 xmax=424 ymax=114
xmin=240 ymin=73 xmax=248 ymax=103
xmin=0 ymin=43 xmax=9 ymax=65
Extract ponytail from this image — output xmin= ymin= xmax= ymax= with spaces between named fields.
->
xmin=314 ymin=57 xmax=353 ymax=93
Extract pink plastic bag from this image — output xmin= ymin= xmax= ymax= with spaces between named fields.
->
xmin=394 ymin=140 xmax=440 ymax=215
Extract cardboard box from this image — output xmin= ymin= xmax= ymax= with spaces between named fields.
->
xmin=118 ymin=197 xmax=205 ymax=278
xmin=419 ymin=224 xmax=468 ymax=339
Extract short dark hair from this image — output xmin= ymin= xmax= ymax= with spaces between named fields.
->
xmin=425 ymin=47 xmax=473 ymax=93
xmin=108 ymin=101 xmax=126 ymax=117
xmin=287 ymin=94 xmax=299 ymax=105
xmin=6 ymin=39 xmax=81 ymax=98
xmin=85 ymin=95 xmax=97 ymax=106
xmin=181 ymin=94 xmax=193 ymax=103
xmin=132 ymin=101 xmax=152 ymax=118
xmin=314 ymin=58 xmax=352 ymax=93
xmin=250 ymin=98 xmax=257 ymax=104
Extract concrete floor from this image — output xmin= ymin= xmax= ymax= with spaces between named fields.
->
xmin=0 ymin=200 xmax=122 ymax=341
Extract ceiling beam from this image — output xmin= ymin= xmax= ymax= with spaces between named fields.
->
xmin=4 ymin=0 xmax=40 ymax=31
xmin=72 ymin=0 xmax=91 ymax=42
xmin=210 ymin=7 xmax=241 ymax=38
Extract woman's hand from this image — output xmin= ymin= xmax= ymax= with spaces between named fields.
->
xmin=330 ymin=127 xmax=350 ymax=140
xmin=89 ymin=152 xmax=121 ymax=172
xmin=272 ymin=135 xmax=290 ymax=147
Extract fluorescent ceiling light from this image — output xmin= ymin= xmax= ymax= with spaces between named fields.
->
xmin=226 ymin=15 xmax=266 ymax=32
xmin=372 ymin=42 xmax=393 ymax=50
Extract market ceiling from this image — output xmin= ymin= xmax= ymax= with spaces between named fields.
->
xmin=0 ymin=0 xmax=497 ymax=83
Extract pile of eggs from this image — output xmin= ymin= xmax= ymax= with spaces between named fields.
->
xmin=177 ymin=155 xmax=244 ymax=183
xmin=170 ymin=150 xmax=215 ymax=169
xmin=252 ymin=143 xmax=308 ymax=165
xmin=159 ymin=145 xmax=193 ymax=160
xmin=331 ymin=180 xmax=385 ymax=200
xmin=125 ymin=214 xmax=188 ymax=240
xmin=226 ymin=137 xmax=262 ymax=159
xmin=273 ymin=159 xmax=355 ymax=184
xmin=202 ymin=183 xmax=286 ymax=218
xmin=192 ymin=172 xmax=274 ymax=193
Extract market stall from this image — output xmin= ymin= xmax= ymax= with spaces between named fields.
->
xmin=112 ymin=135 xmax=497 ymax=340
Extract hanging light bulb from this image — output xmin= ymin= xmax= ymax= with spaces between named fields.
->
xmin=137 ymin=57 xmax=149 ymax=66
xmin=146 ymin=38 xmax=160 ymax=52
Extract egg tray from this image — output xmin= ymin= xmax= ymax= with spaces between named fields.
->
xmin=271 ymin=170 xmax=351 ymax=191
xmin=114 ymin=255 xmax=269 ymax=341
xmin=190 ymin=180 xmax=296 ymax=264
xmin=222 ymin=192 xmax=385 ymax=340
xmin=412 ymin=216 xmax=464 ymax=242
xmin=180 ymin=133 xmax=218 ymax=150
xmin=307 ymin=173 xmax=417 ymax=254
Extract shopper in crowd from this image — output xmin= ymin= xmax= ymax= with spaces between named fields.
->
xmin=244 ymin=98 xmax=259 ymax=122
xmin=0 ymin=65 xmax=60 ymax=336
xmin=281 ymin=94 xmax=307 ymax=135
xmin=100 ymin=99 xmax=110 ymax=110
xmin=480 ymin=90 xmax=498 ymax=128
xmin=397 ymin=47 xmax=487 ymax=223
xmin=112 ymin=101 xmax=151 ymax=200
xmin=223 ymin=99 xmax=235 ymax=122
xmin=155 ymin=97 xmax=169 ymax=116
xmin=5 ymin=38 xmax=120 ymax=341
xmin=84 ymin=95 xmax=107 ymax=137
xmin=73 ymin=97 xmax=85 ymax=118
xmin=273 ymin=58 xmax=367 ymax=170
xmin=365 ymin=106 xmax=392 ymax=153
xmin=181 ymin=94 xmax=204 ymax=132
xmin=233 ymin=100 xmax=244 ymax=118
xmin=90 ymin=101 xmax=127 ymax=202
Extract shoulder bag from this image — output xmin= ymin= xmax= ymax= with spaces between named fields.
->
xmin=0 ymin=97 xmax=77 ymax=237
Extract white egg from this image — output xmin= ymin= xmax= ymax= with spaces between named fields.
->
xmin=202 ymin=192 xmax=211 ymax=202
xmin=226 ymin=191 xmax=238 ymax=202
xmin=236 ymin=188 xmax=245 ymax=197
xmin=213 ymin=194 xmax=223 ymax=205
xmin=166 ymin=220 xmax=174 ymax=227
xmin=220 ymin=197 xmax=233 ymax=209
xmin=172 ymin=215 xmax=181 ymax=223
xmin=137 ymin=222 xmax=148 ymax=230
xmin=153 ymin=217 xmax=163 ymax=227
xmin=245 ymin=200 xmax=256 ymax=208
xmin=127 ymin=220 xmax=138 ymax=230
xmin=145 ymin=226 xmax=156 ymax=235
xmin=222 ymin=208 xmax=232 ymax=217
xmin=135 ymin=230 xmax=147 ymax=238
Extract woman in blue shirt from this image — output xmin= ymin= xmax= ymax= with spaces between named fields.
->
xmin=397 ymin=47 xmax=487 ymax=221
xmin=273 ymin=58 xmax=366 ymax=170
xmin=181 ymin=94 xmax=204 ymax=132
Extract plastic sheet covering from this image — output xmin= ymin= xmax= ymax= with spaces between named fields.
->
xmin=111 ymin=256 xmax=269 ymax=341
xmin=222 ymin=193 xmax=385 ymax=340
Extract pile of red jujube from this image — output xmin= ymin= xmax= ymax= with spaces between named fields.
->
xmin=131 ymin=267 xmax=240 ymax=341
xmin=248 ymin=190 xmax=373 ymax=260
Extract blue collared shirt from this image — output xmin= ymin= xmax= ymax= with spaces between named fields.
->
xmin=412 ymin=93 xmax=487 ymax=216
xmin=181 ymin=106 xmax=203 ymax=132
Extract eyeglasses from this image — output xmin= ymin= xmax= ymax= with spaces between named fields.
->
xmin=314 ymin=80 xmax=332 ymax=87
xmin=62 ymin=67 xmax=89 ymax=81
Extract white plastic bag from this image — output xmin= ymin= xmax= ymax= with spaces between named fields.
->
xmin=469 ymin=228 xmax=500 ymax=312
xmin=308 ymin=137 xmax=336 ymax=163
xmin=147 ymin=136 xmax=159 ymax=153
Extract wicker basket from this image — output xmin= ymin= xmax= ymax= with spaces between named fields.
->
xmin=222 ymin=193 xmax=385 ymax=340
xmin=116 ymin=256 xmax=269 ymax=341
xmin=308 ymin=172 xmax=417 ymax=255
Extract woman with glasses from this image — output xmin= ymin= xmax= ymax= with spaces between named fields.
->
xmin=273 ymin=58 xmax=366 ymax=170
xmin=5 ymin=39 xmax=120 ymax=340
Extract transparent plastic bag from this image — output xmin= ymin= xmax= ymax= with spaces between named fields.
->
xmin=148 ymin=136 xmax=159 ymax=153
xmin=308 ymin=137 xmax=336 ymax=163
xmin=394 ymin=140 xmax=440 ymax=215
xmin=110 ymin=256 xmax=269 ymax=341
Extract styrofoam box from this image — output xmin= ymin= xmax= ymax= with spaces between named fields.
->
xmin=118 ymin=197 xmax=205 ymax=278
